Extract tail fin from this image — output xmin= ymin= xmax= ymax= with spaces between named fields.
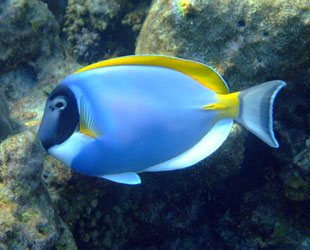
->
xmin=236 ymin=80 xmax=286 ymax=148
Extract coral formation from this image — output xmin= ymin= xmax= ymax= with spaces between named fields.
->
xmin=176 ymin=0 xmax=200 ymax=18
xmin=63 ymin=0 xmax=151 ymax=63
xmin=0 ymin=0 xmax=59 ymax=70
xmin=217 ymin=180 xmax=310 ymax=249
xmin=282 ymin=139 xmax=310 ymax=201
xmin=63 ymin=0 xmax=128 ymax=62
xmin=72 ymin=27 xmax=100 ymax=62
xmin=121 ymin=2 xmax=149 ymax=33
xmin=0 ymin=130 xmax=76 ymax=249
xmin=284 ymin=174 xmax=310 ymax=201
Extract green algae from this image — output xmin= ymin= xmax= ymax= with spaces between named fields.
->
xmin=270 ymin=217 xmax=290 ymax=244
xmin=176 ymin=0 xmax=200 ymax=18
xmin=31 ymin=20 xmax=41 ymax=31
xmin=90 ymin=199 xmax=98 ymax=208
xmin=284 ymin=174 xmax=310 ymax=201
xmin=113 ymin=205 xmax=122 ymax=214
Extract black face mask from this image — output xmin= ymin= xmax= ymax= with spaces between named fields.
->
xmin=38 ymin=85 xmax=79 ymax=151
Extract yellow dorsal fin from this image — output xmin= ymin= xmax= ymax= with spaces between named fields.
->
xmin=79 ymin=96 xmax=103 ymax=139
xmin=75 ymin=55 xmax=229 ymax=94
xmin=203 ymin=92 xmax=240 ymax=119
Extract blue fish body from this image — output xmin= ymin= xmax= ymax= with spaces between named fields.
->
xmin=38 ymin=55 xmax=286 ymax=184
xmin=64 ymin=65 xmax=220 ymax=175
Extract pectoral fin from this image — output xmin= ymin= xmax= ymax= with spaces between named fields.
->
xmin=79 ymin=96 xmax=104 ymax=139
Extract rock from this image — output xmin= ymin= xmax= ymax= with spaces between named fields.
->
xmin=0 ymin=130 xmax=76 ymax=249
xmin=0 ymin=0 xmax=59 ymax=69
xmin=0 ymin=91 xmax=12 ymax=142
xmin=3 ymin=57 xmax=82 ymax=131
xmin=41 ymin=0 xmax=68 ymax=24
xmin=41 ymin=155 xmax=73 ymax=204
xmin=136 ymin=0 xmax=310 ymax=91
xmin=0 ymin=65 xmax=37 ymax=103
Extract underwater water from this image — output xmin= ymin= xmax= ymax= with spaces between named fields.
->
xmin=0 ymin=0 xmax=310 ymax=249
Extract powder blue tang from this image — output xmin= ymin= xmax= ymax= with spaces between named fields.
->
xmin=37 ymin=55 xmax=286 ymax=184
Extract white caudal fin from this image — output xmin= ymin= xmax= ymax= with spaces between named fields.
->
xmin=236 ymin=80 xmax=286 ymax=148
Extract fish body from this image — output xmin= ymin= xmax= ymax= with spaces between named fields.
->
xmin=38 ymin=55 xmax=286 ymax=184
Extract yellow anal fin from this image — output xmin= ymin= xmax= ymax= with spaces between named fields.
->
xmin=80 ymin=96 xmax=103 ymax=139
xmin=203 ymin=92 xmax=240 ymax=119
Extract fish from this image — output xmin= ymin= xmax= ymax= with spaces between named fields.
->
xmin=37 ymin=55 xmax=286 ymax=185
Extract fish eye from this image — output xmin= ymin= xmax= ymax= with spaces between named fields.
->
xmin=53 ymin=97 xmax=67 ymax=110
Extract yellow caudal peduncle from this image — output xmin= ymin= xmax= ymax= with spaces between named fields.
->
xmin=203 ymin=92 xmax=240 ymax=119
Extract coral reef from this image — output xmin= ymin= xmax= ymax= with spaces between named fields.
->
xmin=0 ymin=91 xmax=12 ymax=142
xmin=63 ymin=0 xmax=151 ymax=63
xmin=0 ymin=0 xmax=310 ymax=249
xmin=0 ymin=0 xmax=59 ymax=70
xmin=0 ymin=130 xmax=76 ymax=249
xmin=63 ymin=0 xmax=128 ymax=62
xmin=217 ymin=180 xmax=310 ymax=249
xmin=0 ymin=55 xmax=81 ymax=248
xmin=121 ymin=2 xmax=149 ymax=33
xmin=282 ymin=138 xmax=310 ymax=201
xmin=56 ymin=124 xmax=245 ymax=249
xmin=72 ymin=27 xmax=100 ymax=62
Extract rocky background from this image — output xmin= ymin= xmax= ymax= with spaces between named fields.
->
xmin=0 ymin=0 xmax=309 ymax=249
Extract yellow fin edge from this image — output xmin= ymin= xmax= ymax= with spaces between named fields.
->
xmin=75 ymin=55 xmax=229 ymax=94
